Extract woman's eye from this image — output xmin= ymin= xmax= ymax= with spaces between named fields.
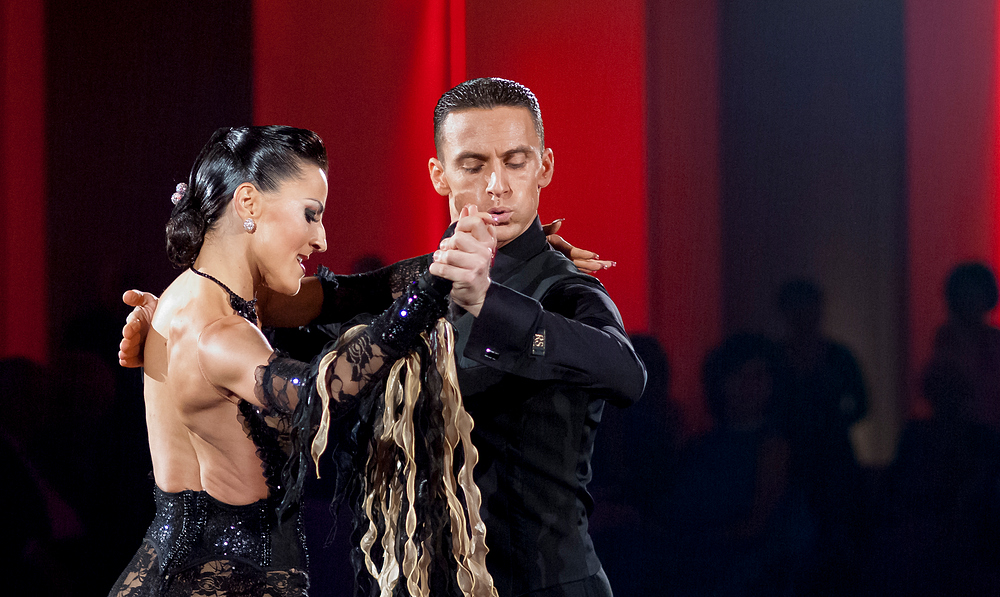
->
xmin=305 ymin=209 xmax=318 ymax=223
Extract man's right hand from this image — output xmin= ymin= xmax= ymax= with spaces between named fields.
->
xmin=430 ymin=205 xmax=496 ymax=317
xmin=118 ymin=290 xmax=158 ymax=368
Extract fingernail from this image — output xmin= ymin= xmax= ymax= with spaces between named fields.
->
xmin=593 ymin=254 xmax=600 ymax=260
xmin=554 ymin=218 xmax=565 ymax=223
xmin=433 ymin=250 xmax=441 ymax=261
xmin=607 ymin=261 xmax=617 ymax=268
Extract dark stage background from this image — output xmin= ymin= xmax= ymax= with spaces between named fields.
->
xmin=2 ymin=0 xmax=999 ymax=594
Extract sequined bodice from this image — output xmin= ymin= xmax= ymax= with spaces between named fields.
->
xmin=147 ymin=486 xmax=275 ymax=572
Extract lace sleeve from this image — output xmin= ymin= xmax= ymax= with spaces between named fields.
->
xmin=262 ymin=270 xmax=451 ymax=516
xmin=254 ymin=355 xmax=312 ymax=416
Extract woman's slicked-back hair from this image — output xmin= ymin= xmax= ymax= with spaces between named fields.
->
xmin=165 ymin=125 xmax=327 ymax=268
xmin=432 ymin=77 xmax=544 ymax=156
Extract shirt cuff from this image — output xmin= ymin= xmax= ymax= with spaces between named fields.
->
xmin=463 ymin=282 xmax=543 ymax=366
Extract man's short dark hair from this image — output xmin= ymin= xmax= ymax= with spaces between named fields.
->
xmin=433 ymin=78 xmax=545 ymax=157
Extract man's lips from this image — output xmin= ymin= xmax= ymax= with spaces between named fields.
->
xmin=488 ymin=207 xmax=512 ymax=224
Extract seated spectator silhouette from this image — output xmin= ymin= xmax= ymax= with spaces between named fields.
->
xmin=667 ymin=333 xmax=814 ymax=596
xmin=873 ymin=360 xmax=1000 ymax=596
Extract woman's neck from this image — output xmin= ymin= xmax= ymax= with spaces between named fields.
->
xmin=193 ymin=236 xmax=259 ymax=300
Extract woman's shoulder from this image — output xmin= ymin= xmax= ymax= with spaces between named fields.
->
xmin=197 ymin=314 xmax=273 ymax=399
xmin=156 ymin=271 xmax=237 ymax=337
xmin=197 ymin=314 xmax=268 ymax=364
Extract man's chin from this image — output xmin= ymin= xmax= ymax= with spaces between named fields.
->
xmin=495 ymin=224 xmax=528 ymax=249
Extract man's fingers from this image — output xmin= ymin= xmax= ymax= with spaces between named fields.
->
xmin=119 ymin=292 xmax=156 ymax=368
xmin=445 ymin=229 xmax=495 ymax=254
xmin=118 ymin=319 xmax=142 ymax=366
xmin=123 ymin=290 xmax=142 ymax=307
xmin=433 ymin=245 xmax=490 ymax=278
xmin=453 ymin=211 xmax=497 ymax=247
xmin=429 ymin=260 xmax=486 ymax=285
xmin=123 ymin=289 xmax=146 ymax=307
xmin=123 ymin=289 xmax=159 ymax=308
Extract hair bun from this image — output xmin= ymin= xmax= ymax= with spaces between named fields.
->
xmin=165 ymin=209 xmax=208 ymax=268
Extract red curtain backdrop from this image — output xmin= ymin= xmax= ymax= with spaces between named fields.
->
xmin=0 ymin=0 xmax=47 ymax=363
xmin=254 ymin=0 xmax=458 ymax=274
xmin=253 ymin=0 xmax=650 ymax=334
xmin=647 ymin=0 xmax=722 ymax=430
xmin=906 ymin=0 xmax=999 ymax=415
xmin=465 ymin=0 xmax=649 ymax=334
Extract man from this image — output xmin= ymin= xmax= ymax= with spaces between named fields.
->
xmin=423 ymin=79 xmax=645 ymax=596
xmin=122 ymin=78 xmax=645 ymax=597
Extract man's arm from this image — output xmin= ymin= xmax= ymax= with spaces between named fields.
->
xmin=462 ymin=279 xmax=646 ymax=407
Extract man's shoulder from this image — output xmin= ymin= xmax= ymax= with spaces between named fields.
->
xmin=525 ymin=246 xmax=605 ymax=291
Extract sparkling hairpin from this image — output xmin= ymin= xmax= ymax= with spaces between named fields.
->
xmin=171 ymin=182 xmax=188 ymax=205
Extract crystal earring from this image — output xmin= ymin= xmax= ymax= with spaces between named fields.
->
xmin=243 ymin=218 xmax=256 ymax=233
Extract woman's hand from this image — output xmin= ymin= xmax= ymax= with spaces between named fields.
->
xmin=542 ymin=219 xmax=616 ymax=273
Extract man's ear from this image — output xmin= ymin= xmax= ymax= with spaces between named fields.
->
xmin=538 ymin=148 xmax=554 ymax=189
xmin=428 ymin=158 xmax=451 ymax=196
xmin=232 ymin=182 xmax=259 ymax=220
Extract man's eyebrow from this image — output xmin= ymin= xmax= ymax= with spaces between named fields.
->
xmin=453 ymin=146 xmax=533 ymax=163
xmin=500 ymin=146 xmax=533 ymax=159
xmin=453 ymin=150 xmax=489 ymax=163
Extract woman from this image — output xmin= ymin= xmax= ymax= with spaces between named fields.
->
xmin=110 ymin=126 xmax=495 ymax=596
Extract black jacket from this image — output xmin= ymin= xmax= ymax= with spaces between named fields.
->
xmin=301 ymin=217 xmax=646 ymax=596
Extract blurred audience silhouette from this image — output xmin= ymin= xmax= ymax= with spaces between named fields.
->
xmin=775 ymin=278 xmax=869 ymax=595
xmin=665 ymin=333 xmax=814 ymax=596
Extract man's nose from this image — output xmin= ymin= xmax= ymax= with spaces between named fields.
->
xmin=485 ymin=166 xmax=508 ymax=198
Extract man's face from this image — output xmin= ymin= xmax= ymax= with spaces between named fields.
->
xmin=429 ymin=106 xmax=554 ymax=248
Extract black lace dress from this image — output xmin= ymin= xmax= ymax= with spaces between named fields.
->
xmin=108 ymin=269 xmax=449 ymax=597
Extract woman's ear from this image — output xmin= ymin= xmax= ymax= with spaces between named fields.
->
xmin=232 ymin=182 xmax=258 ymax=220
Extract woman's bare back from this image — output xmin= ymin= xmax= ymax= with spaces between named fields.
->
xmin=143 ymin=270 xmax=270 ymax=505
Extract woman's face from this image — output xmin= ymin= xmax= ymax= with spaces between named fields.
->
xmin=254 ymin=164 xmax=328 ymax=295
